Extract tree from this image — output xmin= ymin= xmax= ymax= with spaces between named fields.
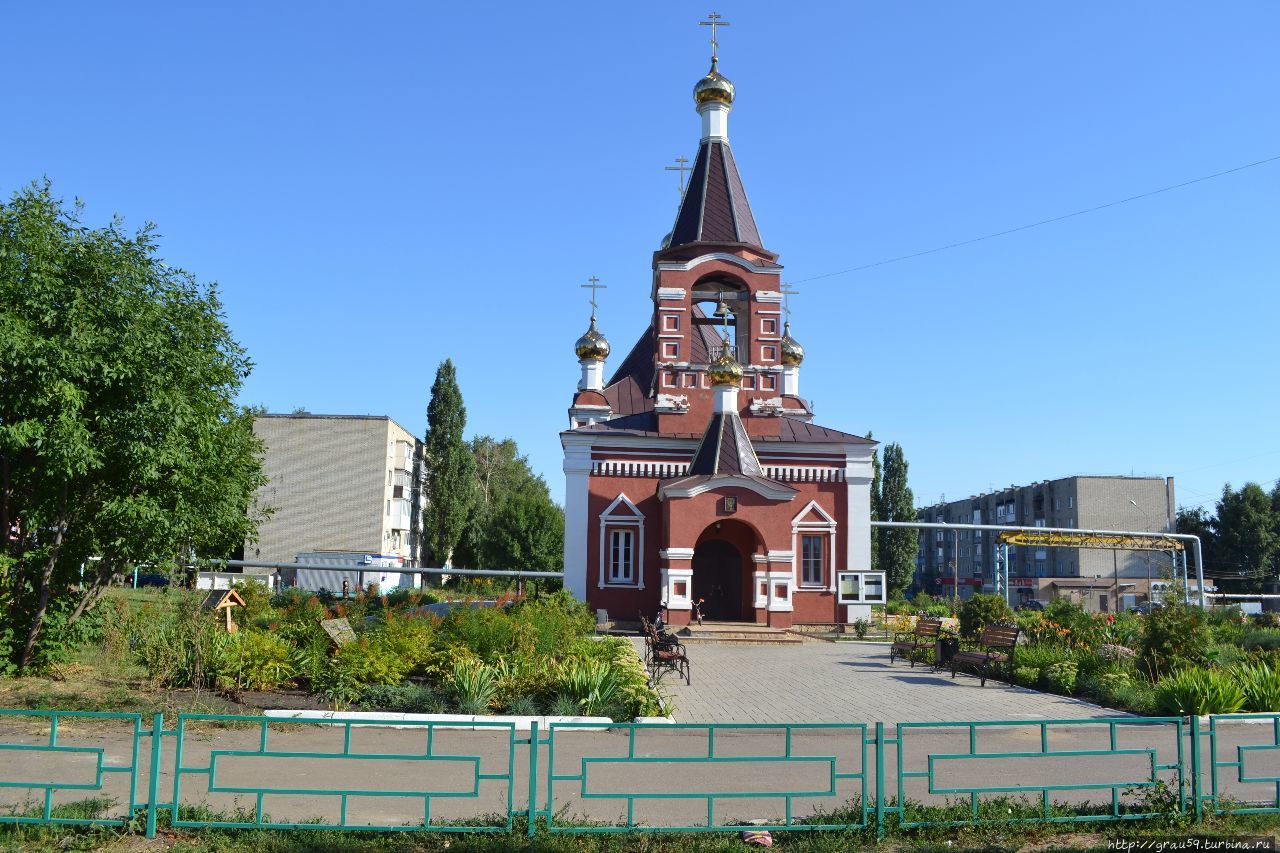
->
xmin=867 ymin=432 xmax=882 ymax=574
xmin=454 ymin=437 xmax=564 ymax=572
xmin=878 ymin=442 xmax=917 ymax=598
xmin=1213 ymin=483 xmax=1279 ymax=592
xmin=0 ymin=181 xmax=267 ymax=671
xmin=1175 ymin=505 xmax=1216 ymax=579
xmin=422 ymin=359 xmax=475 ymax=567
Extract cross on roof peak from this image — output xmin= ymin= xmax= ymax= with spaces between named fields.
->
xmin=699 ymin=12 xmax=730 ymax=64
xmin=581 ymin=277 xmax=606 ymax=316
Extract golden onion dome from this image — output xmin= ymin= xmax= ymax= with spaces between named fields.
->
xmin=780 ymin=321 xmax=805 ymax=366
xmin=707 ymin=338 xmax=743 ymax=386
xmin=574 ymin=316 xmax=611 ymax=361
xmin=693 ymin=59 xmax=735 ymax=106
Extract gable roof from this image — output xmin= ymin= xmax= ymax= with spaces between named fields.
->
xmin=687 ymin=411 xmax=763 ymax=477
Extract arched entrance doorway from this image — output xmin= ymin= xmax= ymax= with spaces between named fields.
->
xmin=692 ymin=539 xmax=745 ymax=621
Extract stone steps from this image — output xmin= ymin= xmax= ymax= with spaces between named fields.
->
xmin=676 ymin=623 xmax=804 ymax=645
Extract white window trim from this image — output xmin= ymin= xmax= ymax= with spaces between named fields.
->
xmin=791 ymin=500 xmax=838 ymax=591
xmin=662 ymin=342 xmax=680 ymax=359
xmin=662 ymin=314 xmax=681 ymax=331
xmin=761 ymin=345 xmax=778 ymax=362
xmin=599 ymin=493 xmax=644 ymax=589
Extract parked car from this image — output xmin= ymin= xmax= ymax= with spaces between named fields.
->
xmin=135 ymin=572 xmax=170 ymax=587
xmin=1129 ymin=600 xmax=1163 ymax=615
xmin=1019 ymin=599 xmax=1046 ymax=611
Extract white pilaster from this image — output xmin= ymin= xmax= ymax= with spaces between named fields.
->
xmin=843 ymin=444 xmax=875 ymax=574
xmin=562 ymin=436 xmax=595 ymax=601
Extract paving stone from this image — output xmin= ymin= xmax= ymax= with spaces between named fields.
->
xmin=636 ymin=638 xmax=1113 ymax=724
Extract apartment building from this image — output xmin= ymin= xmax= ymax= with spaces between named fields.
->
xmin=246 ymin=414 xmax=424 ymax=565
xmin=916 ymin=476 xmax=1175 ymax=611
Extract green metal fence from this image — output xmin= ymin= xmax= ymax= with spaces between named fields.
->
xmin=888 ymin=717 xmax=1186 ymax=830
xmin=1 ymin=708 xmax=1277 ymax=837
xmin=0 ymin=710 xmax=144 ymax=828
xmin=540 ymin=721 xmax=868 ymax=833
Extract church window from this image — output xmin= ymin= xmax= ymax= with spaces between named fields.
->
xmin=662 ymin=341 xmax=679 ymax=359
xmin=609 ymin=529 xmax=634 ymax=583
xmin=742 ymin=374 xmax=756 ymax=390
xmin=683 ymin=372 xmax=697 ymax=388
xmin=662 ymin=371 xmax=676 ymax=387
xmin=801 ymin=534 xmax=824 ymax=586
xmin=761 ymin=345 xmax=778 ymax=362
xmin=761 ymin=318 xmax=778 ymax=335
xmin=663 ymin=314 xmax=680 ymax=331
xmin=761 ymin=374 xmax=776 ymax=391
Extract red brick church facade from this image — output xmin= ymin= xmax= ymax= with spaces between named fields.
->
xmin=561 ymin=53 xmax=884 ymax=628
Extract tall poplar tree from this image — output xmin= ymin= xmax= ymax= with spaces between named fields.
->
xmin=867 ymin=432 xmax=882 ymax=573
xmin=878 ymin=442 xmax=917 ymax=598
xmin=423 ymin=360 xmax=475 ymax=567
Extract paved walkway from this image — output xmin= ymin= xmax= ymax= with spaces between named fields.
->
xmin=638 ymin=638 xmax=1116 ymax=723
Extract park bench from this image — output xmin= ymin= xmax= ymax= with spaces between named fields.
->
xmin=889 ymin=617 xmax=943 ymax=668
xmin=639 ymin=613 xmax=691 ymax=686
xmin=950 ymin=624 xmax=1020 ymax=686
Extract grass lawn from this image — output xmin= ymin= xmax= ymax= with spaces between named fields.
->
xmin=2 ymin=810 xmax=1278 ymax=852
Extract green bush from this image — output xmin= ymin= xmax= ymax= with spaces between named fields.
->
xmin=958 ymin=594 xmax=1014 ymax=639
xmin=1013 ymin=666 xmax=1041 ymax=687
xmin=559 ymin=659 xmax=622 ymax=717
xmin=229 ymin=579 xmax=274 ymax=624
xmin=358 ymin=683 xmax=447 ymax=714
xmin=1012 ymin=644 xmax=1075 ymax=674
xmin=219 ymin=630 xmax=295 ymax=691
xmin=1231 ymin=661 xmax=1280 ymax=712
xmin=504 ymin=695 xmax=540 ymax=716
xmin=451 ymin=660 xmax=498 ymax=714
xmin=1241 ymin=630 xmax=1280 ymax=653
xmin=1141 ymin=602 xmax=1211 ymax=677
xmin=1042 ymin=598 xmax=1098 ymax=647
xmin=1155 ymin=667 xmax=1246 ymax=716
xmin=131 ymin=592 xmax=230 ymax=689
xmin=852 ymin=619 xmax=870 ymax=639
xmin=1043 ymin=661 xmax=1079 ymax=695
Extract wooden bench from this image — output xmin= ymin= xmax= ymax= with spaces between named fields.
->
xmin=889 ymin=617 xmax=943 ymax=668
xmin=639 ymin=614 xmax=690 ymax=686
xmin=950 ymin=624 xmax=1020 ymax=686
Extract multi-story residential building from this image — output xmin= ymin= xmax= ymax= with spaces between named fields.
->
xmin=246 ymin=414 xmax=424 ymax=566
xmin=916 ymin=476 xmax=1175 ymax=611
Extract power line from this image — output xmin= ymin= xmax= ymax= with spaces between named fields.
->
xmin=793 ymin=153 xmax=1280 ymax=285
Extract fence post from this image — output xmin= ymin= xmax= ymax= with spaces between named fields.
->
xmin=1190 ymin=714 xmax=1203 ymax=822
xmin=527 ymin=720 xmax=538 ymax=837
xmin=145 ymin=712 xmax=163 ymax=838
xmin=875 ymin=721 xmax=885 ymax=839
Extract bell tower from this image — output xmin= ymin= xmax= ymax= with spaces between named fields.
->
xmin=647 ymin=28 xmax=810 ymax=436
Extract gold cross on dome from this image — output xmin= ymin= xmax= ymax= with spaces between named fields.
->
xmin=664 ymin=156 xmax=692 ymax=195
xmin=581 ymin=277 xmax=606 ymax=315
xmin=781 ymin=283 xmax=801 ymax=321
xmin=699 ymin=12 xmax=730 ymax=62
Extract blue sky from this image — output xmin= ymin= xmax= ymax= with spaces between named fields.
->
xmin=3 ymin=2 xmax=1278 ymax=513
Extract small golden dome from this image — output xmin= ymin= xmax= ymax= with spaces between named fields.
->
xmin=780 ymin=322 xmax=804 ymax=366
xmin=693 ymin=59 xmax=735 ymax=106
xmin=707 ymin=338 xmax=743 ymax=386
xmin=575 ymin=316 xmax=611 ymax=361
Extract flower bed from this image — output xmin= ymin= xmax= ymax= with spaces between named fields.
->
xmin=123 ymin=585 xmax=664 ymax=721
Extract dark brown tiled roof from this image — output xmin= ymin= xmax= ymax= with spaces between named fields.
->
xmin=763 ymin=418 xmax=878 ymax=445
xmin=603 ymin=326 xmax=654 ymax=417
xmin=668 ymin=140 xmax=762 ymax=250
xmin=563 ymin=414 xmax=877 ymax=446
xmin=687 ymin=411 xmax=763 ymax=477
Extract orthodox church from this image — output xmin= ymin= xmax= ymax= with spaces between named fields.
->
xmin=561 ymin=40 xmax=884 ymax=628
